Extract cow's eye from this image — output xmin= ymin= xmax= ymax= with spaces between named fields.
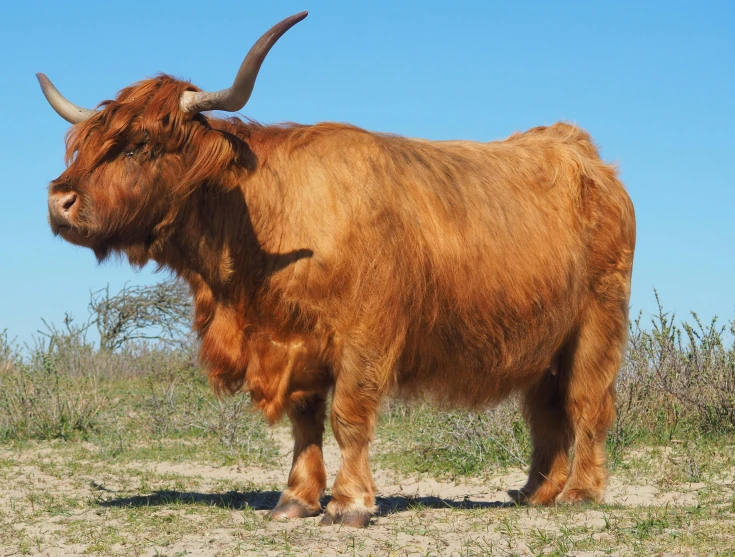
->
xmin=125 ymin=143 xmax=146 ymax=158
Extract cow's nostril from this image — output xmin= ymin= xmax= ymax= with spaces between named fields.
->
xmin=62 ymin=193 xmax=78 ymax=212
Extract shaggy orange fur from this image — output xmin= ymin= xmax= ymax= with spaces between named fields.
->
xmin=47 ymin=74 xmax=635 ymax=525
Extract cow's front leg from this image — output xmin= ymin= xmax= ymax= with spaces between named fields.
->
xmin=270 ymin=392 xmax=327 ymax=519
xmin=320 ymin=376 xmax=379 ymax=527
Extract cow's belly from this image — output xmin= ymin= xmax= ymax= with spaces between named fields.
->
xmin=392 ymin=278 xmax=583 ymax=408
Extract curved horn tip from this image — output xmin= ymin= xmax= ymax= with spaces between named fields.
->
xmin=36 ymin=73 xmax=96 ymax=124
xmin=179 ymin=11 xmax=310 ymax=115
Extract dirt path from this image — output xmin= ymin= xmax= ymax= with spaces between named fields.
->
xmin=1 ymin=428 xmax=733 ymax=556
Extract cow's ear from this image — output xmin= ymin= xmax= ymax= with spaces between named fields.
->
xmin=178 ymin=129 xmax=254 ymax=194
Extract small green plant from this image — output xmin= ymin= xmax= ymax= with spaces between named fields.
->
xmin=0 ymin=326 xmax=107 ymax=441
xmin=617 ymin=290 xmax=735 ymax=445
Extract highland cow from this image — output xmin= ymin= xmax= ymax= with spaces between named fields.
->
xmin=38 ymin=12 xmax=635 ymax=527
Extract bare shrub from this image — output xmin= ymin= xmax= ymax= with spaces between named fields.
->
xmin=90 ymin=279 xmax=193 ymax=351
xmin=0 ymin=276 xmax=195 ymax=442
xmin=193 ymin=395 xmax=276 ymax=462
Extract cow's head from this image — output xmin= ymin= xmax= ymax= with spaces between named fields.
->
xmin=39 ymin=12 xmax=306 ymax=263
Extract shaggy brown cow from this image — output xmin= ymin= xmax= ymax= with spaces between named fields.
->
xmin=39 ymin=12 xmax=635 ymax=527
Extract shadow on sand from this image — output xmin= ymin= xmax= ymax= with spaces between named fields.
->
xmin=93 ymin=483 xmax=517 ymax=515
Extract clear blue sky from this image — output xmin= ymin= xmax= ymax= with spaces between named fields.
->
xmin=1 ymin=1 xmax=733 ymax=346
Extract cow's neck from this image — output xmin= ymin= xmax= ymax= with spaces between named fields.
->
xmin=160 ymin=170 xmax=293 ymax=328
xmin=155 ymin=168 xmax=318 ymax=401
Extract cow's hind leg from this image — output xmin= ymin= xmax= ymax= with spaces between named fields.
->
xmin=557 ymin=298 xmax=627 ymax=504
xmin=320 ymin=372 xmax=380 ymax=528
xmin=270 ymin=393 xmax=327 ymax=520
xmin=510 ymin=368 xmax=572 ymax=505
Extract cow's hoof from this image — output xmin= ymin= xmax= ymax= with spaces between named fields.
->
xmin=319 ymin=510 xmax=371 ymax=528
xmin=268 ymin=500 xmax=320 ymax=520
xmin=507 ymin=489 xmax=530 ymax=505
xmin=508 ymin=488 xmax=559 ymax=506
xmin=556 ymin=488 xmax=601 ymax=504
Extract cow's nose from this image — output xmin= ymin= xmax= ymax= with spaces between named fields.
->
xmin=48 ymin=191 xmax=78 ymax=226
xmin=60 ymin=192 xmax=77 ymax=211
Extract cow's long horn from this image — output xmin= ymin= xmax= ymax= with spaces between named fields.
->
xmin=180 ymin=11 xmax=308 ymax=114
xmin=36 ymin=74 xmax=96 ymax=124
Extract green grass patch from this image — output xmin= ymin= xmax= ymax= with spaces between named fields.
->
xmin=376 ymin=401 xmax=530 ymax=478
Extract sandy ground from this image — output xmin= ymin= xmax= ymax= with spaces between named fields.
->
xmin=1 ymin=428 xmax=733 ymax=556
